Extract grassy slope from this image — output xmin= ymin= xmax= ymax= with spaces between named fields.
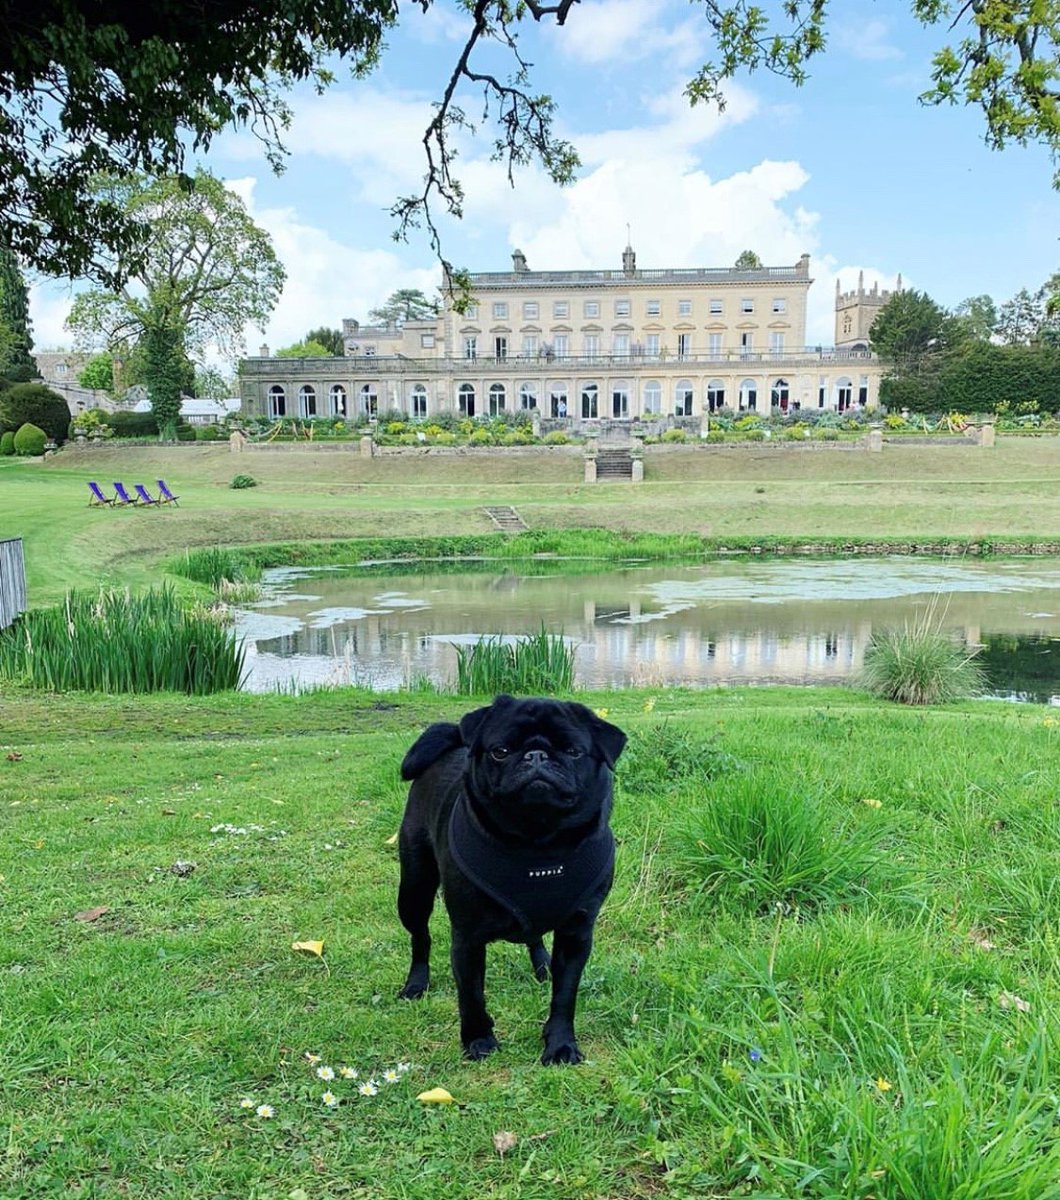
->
xmin=2 ymin=686 xmax=1059 ymax=1198
xmin=3 ymin=437 xmax=1060 ymax=603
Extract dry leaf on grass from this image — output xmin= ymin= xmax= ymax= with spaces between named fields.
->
xmin=292 ymin=940 xmax=325 ymax=958
xmin=384 ymin=833 xmax=398 ymax=846
xmin=74 ymin=906 xmax=110 ymax=922
xmin=999 ymin=990 xmax=1031 ymax=1013
xmin=6 ymin=751 xmax=23 ymax=762
xmin=492 ymin=1131 xmax=518 ymax=1156
xmin=417 ymin=1087 xmax=456 ymax=1104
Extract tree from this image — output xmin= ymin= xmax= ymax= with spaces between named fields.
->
xmin=368 ymin=290 xmax=440 ymax=326
xmin=952 ymin=295 xmax=997 ymax=343
xmin=66 ymin=169 xmax=283 ymax=435
xmin=78 ymin=353 xmax=115 ymax=393
xmin=869 ymin=289 xmax=952 ymax=368
xmin=996 ymin=275 xmax=1060 ymax=346
xmin=277 ymin=339 xmax=332 ymax=358
xmin=1 ymin=2 xmax=1058 ymax=283
xmin=0 ymin=382 xmax=71 ymax=442
xmin=734 ymin=250 xmax=763 ymax=270
xmin=303 ymin=327 xmax=345 ymax=356
xmin=194 ymin=366 xmax=234 ymax=400
xmin=0 ymin=246 xmax=34 ymax=376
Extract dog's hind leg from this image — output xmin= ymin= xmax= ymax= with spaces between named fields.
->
xmin=397 ymin=833 xmax=439 ymax=1000
xmin=527 ymin=938 xmax=551 ymax=982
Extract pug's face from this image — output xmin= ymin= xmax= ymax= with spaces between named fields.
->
xmin=460 ymin=695 xmax=626 ymax=840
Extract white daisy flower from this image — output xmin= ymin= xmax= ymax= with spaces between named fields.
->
xmin=322 ymin=1091 xmax=339 ymax=1108
xmin=315 ymin=1065 xmax=335 ymax=1082
xmin=339 ymin=1066 xmax=358 ymax=1080
xmin=255 ymin=1104 xmax=275 ymax=1119
xmin=239 ymin=1097 xmax=255 ymax=1110
xmin=358 ymin=1080 xmax=379 ymax=1097
xmin=382 ymin=1069 xmax=401 ymax=1084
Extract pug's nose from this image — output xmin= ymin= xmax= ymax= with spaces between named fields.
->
xmin=523 ymin=749 xmax=549 ymax=765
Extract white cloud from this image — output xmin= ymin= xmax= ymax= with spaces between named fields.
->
xmin=834 ymin=19 xmax=903 ymax=62
xmin=28 ymin=282 xmax=76 ymax=351
xmin=551 ymin=0 xmax=707 ymax=69
xmin=405 ymin=0 xmax=469 ymax=44
xmin=805 ymin=261 xmax=904 ymax=345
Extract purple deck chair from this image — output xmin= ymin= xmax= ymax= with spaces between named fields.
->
xmin=88 ymin=481 xmax=115 ymax=507
xmin=156 ymin=479 xmax=180 ymax=506
xmin=112 ymin=482 xmax=138 ymax=506
xmin=134 ymin=483 xmax=160 ymax=506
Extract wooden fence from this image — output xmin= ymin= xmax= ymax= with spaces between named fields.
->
xmin=0 ymin=537 xmax=27 ymax=630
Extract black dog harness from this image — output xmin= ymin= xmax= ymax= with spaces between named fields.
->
xmin=448 ymin=794 xmax=615 ymax=936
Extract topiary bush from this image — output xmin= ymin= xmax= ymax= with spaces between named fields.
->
xmin=230 ymin=474 xmax=258 ymax=489
xmin=13 ymin=422 xmax=46 ymax=456
xmin=105 ymin=411 xmax=159 ymax=438
xmin=661 ymin=428 xmax=687 ymax=443
xmin=543 ymin=431 xmax=570 ymax=445
xmin=195 ymin=425 xmax=220 ymax=441
xmin=0 ymin=383 xmax=71 ymax=443
xmin=0 ymin=431 xmax=14 ymax=455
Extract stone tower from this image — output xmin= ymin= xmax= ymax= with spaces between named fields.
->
xmin=834 ymin=271 xmax=901 ymax=349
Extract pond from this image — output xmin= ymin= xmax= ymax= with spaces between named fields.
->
xmin=231 ymin=557 xmax=1060 ymax=703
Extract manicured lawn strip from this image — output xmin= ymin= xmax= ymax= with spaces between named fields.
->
xmin=2 ymin=686 xmax=1059 ymax=1197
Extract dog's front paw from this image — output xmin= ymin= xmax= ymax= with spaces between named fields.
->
xmin=541 ymin=1038 xmax=582 ymax=1066
xmin=463 ymin=1034 xmax=500 ymax=1060
xmin=398 ymin=965 xmax=429 ymax=1000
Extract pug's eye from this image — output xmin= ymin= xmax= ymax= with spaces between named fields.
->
xmin=489 ymin=746 xmax=510 ymax=761
xmin=566 ymin=747 xmax=584 ymax=758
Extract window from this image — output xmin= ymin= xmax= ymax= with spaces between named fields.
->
xmin=329 ymin=384 xmax=347 ymax=417
xmin=769 ymin=332 xmax=785 ymax=354
xmin=55 ymin=362 xmax=68 ymax=375
xmin=465 ymin=305 xmax=479 ymax=320
xmin=464 ymin=336 xmax=477 ymax=360
xmin=523 ymin=301 xmax=539 ymax=319
xmin=522 ymin=335 xmax=538 ymax=357
xmin=584 ymin=334 xmax=599 ymax=357
xmin=740 ymin=331 xmax=753 ymax=358
xmin=420 ymin=333 xmax=435 ymax=348
xmin=710 ymin=298 xmax=723 ymax=315
xmin=553 ymin=334 xmax=569 ymax=357
xmin=643 ymin=380 xmax=661 ymax=414
xmin=677 ymin=333 xmax=692 ymax=359
xmin=458 ymin=382 xmax=476 ymax=416
xmin=741 ymin=297 xmax=754 ymax=313
xmin=268 ymin=385 xmax=286 ymax=418
xmin=858 ymin=375 xmax=869 ymax=406
xmin=613 ymin=334 xmax=630 ymax=357
xmin=360 ymin=383 xmax=378 ymax=418
xmin=583 ymin=301 xmax=600 ymax=318
xmin=553 ymin=300 xmax=569 ymax=318
xmin=818 ymin=376 xmax=826 ymax=408
xmin=549 ymin=381 xmax=568 ymax=418
xmin=488 ymin=382 xmax=506 ymax=415
xmin=494 ymin=335 xmax=508 ymax=359
xmin=645 ymin=333 xmax=660 ymax=358
xmin=707 ymin=380 xmax=725 ymax=411
xmin=674 ymin=379 xmax=694 ymax=417
xmin=678 ymin=299 xmax=692 ymax=316
xmin=298 ymin=385 xmax=317 ymax=417
xmin=836 ymin=377 xmax=853 ymax=411
xmin=615 ymin=299 xmax=631 ymax=317
xmin=739 ymin=379 xmax=757 ymax=411
xmin=410 ymin=383 xmax=428 ymax=418
xmin=646 ymin=299 xmax=660 ymax=316
xmin=611 ymin=380 xmax=630 ymax=419
xmin=771 ymin=378 xmax=789 ymax=411
xmin=492 ymin=302 xmax=508 ymax=319
xmin=519 ymin=382 xmax=537 ymax=410
xmin=772 ymin=297 xmax=787 ymax=314
xmin=708 ymin=332 xmax=722 ymax=358
xmin=363 ymin=345 xmax=376 ymax=356
xmin=581 ymin=382 xmax=599 ymax=419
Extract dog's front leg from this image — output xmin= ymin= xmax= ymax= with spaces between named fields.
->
xmin=450 ymin=931 xmax=498 ymax=1059
xmin=541 ymin=920 xmax=593 ymax=1065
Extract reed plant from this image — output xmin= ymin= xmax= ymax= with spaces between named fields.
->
xmin=454 ymin=627 xmax=575 ymax=695
xmin=0 ymin=587 xmax=245 ymax=694
xmin=170 ymin=546 xmax=262 ymax=590
xmin=859 ymin=623 xmax=986 ymax=705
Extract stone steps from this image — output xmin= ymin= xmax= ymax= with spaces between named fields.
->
xmin=595 ymin=449 xmax=633 ymax=480
xmin=482 ymin=505 xmax=528 ymax=532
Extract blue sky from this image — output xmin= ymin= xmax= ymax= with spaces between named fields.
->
xmin=30 ymin=0 xmax=1060 ymax=358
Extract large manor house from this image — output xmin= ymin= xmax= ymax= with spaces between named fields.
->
xmin=239 ymin=246 xmax=894 ymax=426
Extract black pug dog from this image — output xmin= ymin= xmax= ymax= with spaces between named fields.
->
xmin=397 ymin=693 xmax=626 ymax=1064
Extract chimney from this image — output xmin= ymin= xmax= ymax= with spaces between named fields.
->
xmin=258 ymin=344 xmax=270 ymax=358
xmin=798 ymin=253 xmax=811 ymax=276
xmin=512 ymin=249 xmax=528 ymax=272
xmin=622 ymin=241 xmax=636 ymax=277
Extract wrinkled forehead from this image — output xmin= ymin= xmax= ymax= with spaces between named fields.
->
xmin=481 ymin=700 xmax=587 ymax=747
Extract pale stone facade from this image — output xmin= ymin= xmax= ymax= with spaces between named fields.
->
xmin=239 ymin=248 xmax=885 ymax=425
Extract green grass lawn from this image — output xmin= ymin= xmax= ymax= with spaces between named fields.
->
xmin=3 ymin=685 xmax=1060 ymax=1199
xmin=4 ymin=436 xmax=1060 ymax=604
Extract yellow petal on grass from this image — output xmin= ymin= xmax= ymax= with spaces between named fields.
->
xmin=860 ymin=798 xmax=883 ymax=809
xmin=384 ymin=832 xmax=399 ymax=845
xmin=292 ymin=940 xmax=325 ymax=958
xmin=417 ymin=1087 xmax=456 ymax=1104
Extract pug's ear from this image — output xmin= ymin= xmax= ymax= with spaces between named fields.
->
xmin=569 ymin=703 xmax=627 ymax=768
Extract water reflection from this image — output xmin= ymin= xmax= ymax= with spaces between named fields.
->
xmin=231 ymin=558 xmax=1060 ymax=703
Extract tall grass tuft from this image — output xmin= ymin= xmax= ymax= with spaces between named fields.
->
xmin=454 ymin=628 xmax=575 ymax=695
xmin=859 ymin=623 xmax=986 ymax=705
xmin=676 ymin=773 xmax=880 ymax=913
xmin=170 ymin=547 xmax=262 ymax=590
xmin=0 ymin=587 xmax=245 ymax=694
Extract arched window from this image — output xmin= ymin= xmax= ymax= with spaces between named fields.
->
xmin=268 ymin=385 xmax=286 ymax=418
xmin=739 ymin=379 xmax=757 ymax=411
xmin=458 ymin=382 xmax=476 ymax=417
xmin=519 ymin=382 xmax=537 ymax=410
xmin=706 ymin=379 xmax=725 ymax=411
xmin=842 ymin=313 xmax=853 ymax=335
xmin=611 ymin=379 xmax=629 ymax=419
xmin=410 ymin=383 xmax=428 ymax=419
xmin=360 ymin=383 xmax=378 ymax=418
xmin=771 ymin=378 xmax=789 ymax=411
xmin=549 ymin=381 xmax=568 ymax=418
xmin=835 ymin=376 xmax=853 ymax=411
xmin=488 ymin=383 xmax=506 ymax=415
xmin=642 ymin=379 xmax=661 ymax=415
xmin=674 ymin=379 xmax=694 ymax=417
xmin=580 ymin=381 xmax=599 ymax=419
xmin=298 ymin=385 xmax=317 ymax=418
xmin=329 ymin=384 xmax=347 ymax=417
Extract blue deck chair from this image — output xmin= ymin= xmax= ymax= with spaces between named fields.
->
xmin=156 ymin=479 xmax=180 ymax=506
xmin=113 ymin=482 xmax=138 ymax=506
xmin=88 ymin=481 xmax=115 ymax=507
xmin=134 ymin=483 xmax=160 ymax=506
